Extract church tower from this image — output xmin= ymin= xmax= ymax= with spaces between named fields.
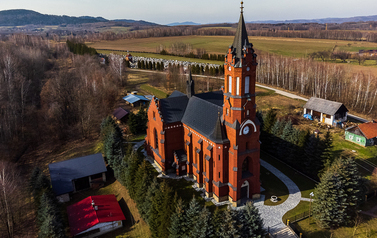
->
xmin=223 ymin=2 xmax=261 ymax=206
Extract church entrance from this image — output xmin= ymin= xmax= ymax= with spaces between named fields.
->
xmin=240 ymin=180 xmax=249 ymax=199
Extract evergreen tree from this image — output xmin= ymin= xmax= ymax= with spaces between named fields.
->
xmin=219 ymin=208 xmax=239 ymax=238
xmin=184 ymin=196 xmax=202 ymax=237
xmin=240 ymin=202 xmax=265 ymax=238
xmin=191 ymin=207 xmax=214 ymax=238
xmin=39 ymin=213 xmax=67 ymax=238
xmin=304 ymin=134 xmax=322 ymax=177
xmin=124 ymin=151 xmax=141 ymax=198
xmin=143 ymin=178 xmax=160 ymax=224
xmin=271 ymin=120 xmax=282 ymax=137
xmin=157 ymin=183 xmax=175 ymax=238
xmin=169 ymin=198 xmax=186 ymax=238
xmin=313 ymin=157 xmax=365 ymax=228
xmin=211 ymin=207 xmax=223 ymax=237
xmin=262 ymin=109 xmax=276 ymax=134
xmin=135 ymin=162 xmax=154 ymax=218
xmin=318 ymin=131 xmax=334 ymax=177
xmin=30 ymin=167 xmax=42 ymax=192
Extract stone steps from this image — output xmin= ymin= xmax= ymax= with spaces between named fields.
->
xmin=271 ymin=227 xmax=298 ymax=238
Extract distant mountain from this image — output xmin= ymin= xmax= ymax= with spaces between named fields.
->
xmin=167 ymin=21 xmax=201 ymax=26
xmin=112 ymin=19 xmax=159 ymax=26
xmin=0 ymin=9 xmax=108 ymax=26
xmin=248 ymin=15 xmax=377 ymax=24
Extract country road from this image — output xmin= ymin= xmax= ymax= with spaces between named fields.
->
xmin=129 ymin=68 xmax=369 ymax=123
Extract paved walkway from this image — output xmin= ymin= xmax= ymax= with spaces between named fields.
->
xmin=254 ymin=159 xmax=301 ymax=237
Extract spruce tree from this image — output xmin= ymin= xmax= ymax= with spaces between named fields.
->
xmin=135 ymin=162 xmax=154 ymax=219
xmin=313 ymin=157 xmax=365 ymax=228
xmin=219 ymin=208 xmax=239 ymax=238
xmin=185 ymin=196 xmax=202 ymax=237
xmin=262 ymin=109 xmax=277 ymax=134
xmin=318 ymin=131 xmax=334 ymax=177
xmin=124 ymin=151 xmax=141 ymax=198
xmin=30 ymin=166 xmax=42 ymax=192
xmin=240 ymin=202 xmax=265 ymax=238
xmin=157 ymin=183 xmax=175 ymax=238
xmin=191 ymin=207 xmax=214 ymax=238
xmin=169 ymin=198 xmax=186 ymax=238
xmin=211 ymin=207 xmax=223 ymax=237
xmin=142 ymin=178 xmax=160 ymax=223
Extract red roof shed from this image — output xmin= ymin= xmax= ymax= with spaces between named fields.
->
xmin=67 ymin=195 xmax=125 ymax=237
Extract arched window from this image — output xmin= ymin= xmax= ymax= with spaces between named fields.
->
xmin=154 ymin=128 xmax=158 ymax=150
xmin=242 ymin=157 xmax=251 ymax=178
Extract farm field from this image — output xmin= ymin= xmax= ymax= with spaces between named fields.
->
xmin=88 ymin=35 xmax=377 ymax=58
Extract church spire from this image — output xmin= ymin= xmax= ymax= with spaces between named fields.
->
xmin=186 ymin=71 xmax=195 ymax=98
xmin=232 ymin=1 xmax=250 ymax=61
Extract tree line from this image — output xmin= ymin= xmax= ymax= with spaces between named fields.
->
xmin=64 ymin=22 xmax=377 ymax=44
xmin=66 ymin=40 xmax=97 ymax=55
xmin=258 ymin=110 xmax=334 ymax=180
xmin=29 ymin=167 xmax=67 ymax=238
xmin=256 ymin=52 xmax=377 ymax=117
xmin=0 ymin=34 xmax=128 ymax=159
xmin=100 ymin=116 xmax=265 ymax=238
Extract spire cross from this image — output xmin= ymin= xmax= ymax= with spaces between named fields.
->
xmin=240 ymin=1 xmax=244 ymax=13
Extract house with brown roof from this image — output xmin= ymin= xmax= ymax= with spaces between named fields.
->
xmin=345 ymin=120 xmax=377 ymax=146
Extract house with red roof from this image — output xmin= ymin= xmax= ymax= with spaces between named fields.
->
xmin=67 ymin=195 xmax=125 ymax=237
xmin=345 ymin=120 xmax=377 ymax=146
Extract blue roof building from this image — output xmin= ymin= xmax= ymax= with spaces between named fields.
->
xmin=123 ymin=94 xmax=150 ymax=107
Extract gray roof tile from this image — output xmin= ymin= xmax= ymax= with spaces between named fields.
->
xmin=48 ymin=153 xmax=107 ymax=196
xmin=304 ymin=97 xmax=348 ymax=115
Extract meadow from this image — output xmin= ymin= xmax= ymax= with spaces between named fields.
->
xmin=88 ymin=35 xmax=377 ymax=58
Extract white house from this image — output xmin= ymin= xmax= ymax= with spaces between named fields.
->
xmin=303 ymin=97 xmax=348 ymax=126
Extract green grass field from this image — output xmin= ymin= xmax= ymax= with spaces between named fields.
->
xmin=89 ymin=35 xmax=377 ymax=58
xmin=139 ymin=84 xmax=169 ymax=99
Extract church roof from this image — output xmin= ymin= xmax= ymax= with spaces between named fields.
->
xmin=181 ymin=95 xmax=229 ymax=144
xmin=169 ymin=90 xmax=186 ymax=98
xmin=232 ymin=11 xmax=251 ymax=63
xmin=159 ymin=95 xmax=189 ymax=124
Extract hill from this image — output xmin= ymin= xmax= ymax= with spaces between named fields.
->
xmin=112 ymin=19 xmax=159 ymax=26
xmin=167 ymin=21 xmax=201 ymax=26
xmin=249 ymin=15 xmax=377 ymax=24
xmin=0 ymin=9 xmax=108 ymax=26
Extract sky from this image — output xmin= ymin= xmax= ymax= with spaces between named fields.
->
xmin=1 ymin=0 xmax=376 ymax=25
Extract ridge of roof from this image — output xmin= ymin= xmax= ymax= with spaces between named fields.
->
xmin=67 ymin=194 xmax=125 ymax=236
xmin=358 ymin=121 xmax=377 ymax=139
xmin=303 ymin=97 xmax=348 ymax=115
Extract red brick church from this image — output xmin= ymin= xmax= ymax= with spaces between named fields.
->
xmin=146 ymin=3 xmax=261 ymax=206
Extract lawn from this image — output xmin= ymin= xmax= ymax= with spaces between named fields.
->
xmin=260 ymin=166 xmax=289 ymax=205
xmin=261 ymin=151 xmax=317 ymax=199
xmin=293 ymin=214 xmax=377 ymax=238
xmin=139 ymin=84 xmax=169 ymax=99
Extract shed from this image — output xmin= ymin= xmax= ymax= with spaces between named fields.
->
xmin=303 ymin=97 xmax=348 ymax=126
xmin=112 ymin=107 xmax=129 ymax=122
xmin=122 ymin=94 xmax=150 ymax=107
xmin=67 ymin=194 xmax=125 ymax=237
xmin=345 ymin=120 xmax=377 ymax=146
xmin=49 ymin=153 xmax=107 ymax=202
